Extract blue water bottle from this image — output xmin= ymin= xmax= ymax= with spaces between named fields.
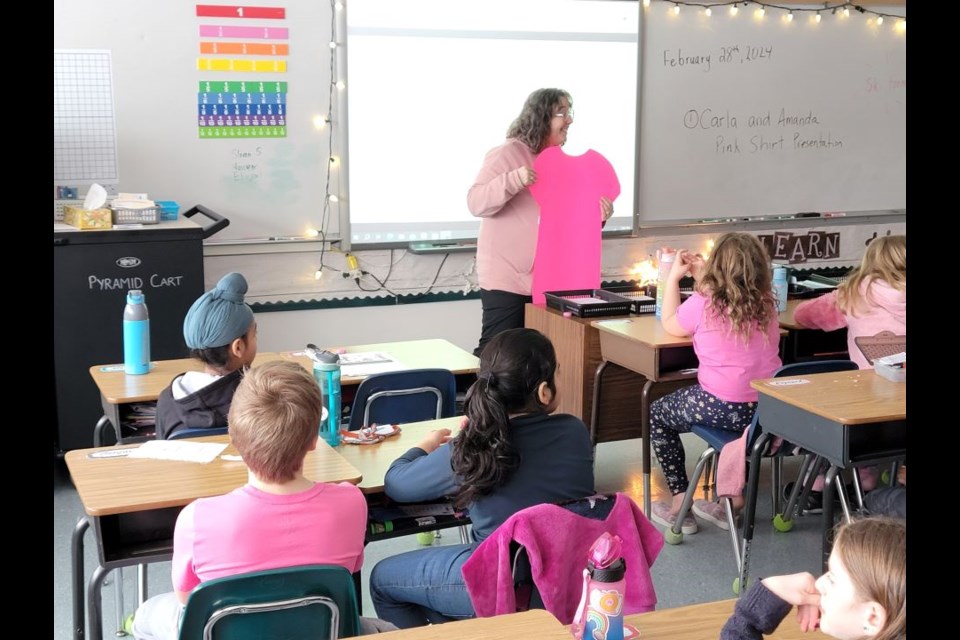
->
xmin=312 ymin=350 xmax=342 ymax=447
xmin=123 ymin=290 xmax=151 ymax=375
xmin=773 ymin=266 xmax=789 ymax=313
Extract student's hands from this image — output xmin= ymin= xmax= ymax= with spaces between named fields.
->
xmin=669 ymin=250 xmax=704 ymax=283
xmin=761 ymin=573 xmax=821 ymax=632
xmin=517 ymin=166 xmax=537 ymax=187
xmin=417 ymin=428 xmax=453 ymax=454
xmin=599 ymin=196 xmax=614 ymax=222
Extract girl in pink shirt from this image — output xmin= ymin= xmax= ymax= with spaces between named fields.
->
xmin=649 ymin=233 xmax=782 ymax=535
xmin=789 ymin=234 xmax=906 ymax=501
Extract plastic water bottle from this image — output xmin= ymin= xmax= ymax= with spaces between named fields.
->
xmin=654 ymin=247 xmax=676 ymax=317
xmin=573 ymin=532 xmax=626 ymax=640
xmin=773 ymin=266 xmax=788 ymax=313
xmin=313 ymin=351 xmax=342 ymax=447
xmin=123 ymin=290 xmax=151 ymax=375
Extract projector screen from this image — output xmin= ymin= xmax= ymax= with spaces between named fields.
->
xmin=345 ymin=0 xmax=639 ymax=247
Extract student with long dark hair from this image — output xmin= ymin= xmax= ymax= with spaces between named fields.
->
xmin=369 ymin=328 xmax=595 ymax=628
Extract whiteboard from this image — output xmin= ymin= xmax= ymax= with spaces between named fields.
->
xmin=53 ymin=0 xmax=336 ymax=242
xmin=638 ymin=6 xmax=906 ymax=223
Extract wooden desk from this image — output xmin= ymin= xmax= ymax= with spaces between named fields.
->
xmin=624 ymin=598 xmax=829 ymax=639
xmin=375 ymin=609 xmax=570 ymax=639
xmin=779 ymin=299 xmax=848 ymax=363
xmin=525 ymin=303 xmax=645 ymax=443
xmin=89 ymin=339 xmax=478 ymax=445
xmin=748 ymin=370 xmax=906 ymax=572
xmin=65 ymin=437 xmax=361 ymax=640
xmin=591 ymin=316 xmax=700 ymax=515
xmin=337 ymin=416 xmax=462 ymax=495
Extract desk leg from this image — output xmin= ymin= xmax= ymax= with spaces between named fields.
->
xmin=589 ymin=361 xmax=611 ymax=455
xmin=738 ymin=433 xmax=772 ymax=595
xmin=73 ymin=517 xmax=90 ymax=640
xmin=93 ymin=416 xmax=112 ymax=448
xmin=821 ymin=467 xmax=842 ymax=572
xmin=88 ymin=565 xmax=112 ymax=640
xmin=640 ymin=380 xmax=655 ymax=518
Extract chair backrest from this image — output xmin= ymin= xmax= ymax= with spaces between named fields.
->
xmin=167 ymin=426 xmax=229 ymax=440
xmin=177 ymin=564 xmax=360 ymax=640
xmin=510 ymin=494 xmax=620 ymax=612
xmin=347 ymin=368 xmax=457 ymax=430
xmin=746 ymin=359 xmax=859 ymax=445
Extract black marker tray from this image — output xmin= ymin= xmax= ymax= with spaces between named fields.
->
xmin=544 ymin=289 xmax=633 ymax=318
xmin=602 ymin=285 xmax=657 ymax=314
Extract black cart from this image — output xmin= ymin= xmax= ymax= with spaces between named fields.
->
xmin=53 ymin=206 xmax=228 ymax=452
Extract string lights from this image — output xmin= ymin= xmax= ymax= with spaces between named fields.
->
xmin=313 ymin=0 xmax=346 ymax=281
xmin=643 ymin=2 xmax=906 ymax=29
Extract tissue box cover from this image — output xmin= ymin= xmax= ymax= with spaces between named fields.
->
xmin=63 ymin=205 xmax=113 ymax=230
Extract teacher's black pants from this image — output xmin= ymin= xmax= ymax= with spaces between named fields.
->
xmin=474 ymin=289 xmax=532 ymax=357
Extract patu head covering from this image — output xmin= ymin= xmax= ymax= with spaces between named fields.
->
xmin=183 ymin=272 xmax=254 ymax=349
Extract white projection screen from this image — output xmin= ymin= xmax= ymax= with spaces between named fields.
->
xmin=345 ymin=0 xmax=639 ymax=247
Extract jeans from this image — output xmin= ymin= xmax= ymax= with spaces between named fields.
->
xmin=370 ymin=542 xmax=479 ymax=628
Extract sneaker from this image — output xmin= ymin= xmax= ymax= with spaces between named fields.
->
xmin=692 ymin=499 xmax=733 ymax=531
xmin=650 ymin=501 xmax=698 ymax=535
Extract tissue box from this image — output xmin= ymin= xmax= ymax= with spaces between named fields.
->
xmin=875 ymin=362 xmax=906 ymax=383
xmin=156 ymin=200 xmax=180 ymax=221
xmin=63 ymin=205 xmax=113 ymax=230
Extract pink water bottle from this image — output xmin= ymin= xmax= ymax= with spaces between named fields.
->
xmin=572 ymin=533 xmax=626 ymax=640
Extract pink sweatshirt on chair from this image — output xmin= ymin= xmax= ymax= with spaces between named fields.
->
xmin=461 ymin=493 xmax=663 ymax=624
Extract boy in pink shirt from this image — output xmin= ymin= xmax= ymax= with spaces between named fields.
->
xmin=132 ymin=361 xmax=381 ymax=639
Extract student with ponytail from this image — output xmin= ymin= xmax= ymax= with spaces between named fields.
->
xmin=369 ymin=328 xmax=595 ymax=628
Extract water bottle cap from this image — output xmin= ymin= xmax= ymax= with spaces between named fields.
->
xmin=127 ymin=290 xmax=145 ymax=303
xmin=588 ymin=556 xmax=626 ymax=582
xmin=773 ymin=266 xmax=788 ymax=281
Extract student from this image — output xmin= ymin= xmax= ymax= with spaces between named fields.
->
xmin=154 ymin=272 xmax=258 ymax=439
xmin=132 ymin=361 xmax=388 ymax=639
xmin=721 ymin=517 xmax=906 ymax=640
xmin=467 ymin=88 xmax=613 ymax=357
xmin=369 ymin=328 xmax=596 ymax=628
xmin=649 ymin=233 xmax=782 ymax=534
xmin=788 ymin=235 xmax=906 ymax=510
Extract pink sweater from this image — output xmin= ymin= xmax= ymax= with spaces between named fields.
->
xmin=461 ymin=493 xmax=663 ymax=624
xmin=467 ymin=138 xmax=539 ymax=295
xmin=172 ymin=482 xmax=367 ymax=594
xmin=793 ymin=278 xmax=906 ymax=369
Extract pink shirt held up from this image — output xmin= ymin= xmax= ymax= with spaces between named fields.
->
xmin=676 ymin=293 xmax=782 ymax=403
xmin=172 ymin=482 xmax=367 ymax=594
xmin=467 ymin=139 xmax=539 ymax=296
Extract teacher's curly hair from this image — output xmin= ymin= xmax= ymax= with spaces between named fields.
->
xmin=507 ymin=88 xmax=571 ymax=153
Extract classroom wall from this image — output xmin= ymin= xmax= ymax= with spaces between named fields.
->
xmin=242 ymin=217 xmax=905 ymax=354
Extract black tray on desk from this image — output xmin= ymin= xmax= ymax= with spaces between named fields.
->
xmin=544 ymin=289 xmax=633 ymax=318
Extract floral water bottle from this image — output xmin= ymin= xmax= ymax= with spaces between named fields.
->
xmin=123 ymin=290 xmax=150 ymax=375
xmin=312 ymin=349 xmax=342 ymax=447
xmin=572 ymin=532 xmax=626 ymax=640
xmin=654 ymin=247 xmax=676 ymax=317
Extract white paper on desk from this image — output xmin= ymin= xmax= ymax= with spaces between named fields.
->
xmin=127 ymin=440 xmax=228 ymax=463
xmin=340 ymin=352 xmax=406 ymax=377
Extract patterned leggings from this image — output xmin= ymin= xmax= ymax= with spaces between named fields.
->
xmin=650 ymin=384 xmax=757 ymax=496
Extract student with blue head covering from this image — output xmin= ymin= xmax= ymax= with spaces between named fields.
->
xmin=154 ymin=272 xmax=258 ymax=439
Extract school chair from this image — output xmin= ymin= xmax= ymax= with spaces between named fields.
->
xmin=177 ymin=564 xmax=361 ymax=640
xmin=167 ymin=426 xmax=230 ymax=440
xmin=347 ymin=368 xmax=457 ymax=429
xmin=662 ymin=359 xmax=858 ymax=594
xmin=463 ymin=492 xmax=662 ymax=624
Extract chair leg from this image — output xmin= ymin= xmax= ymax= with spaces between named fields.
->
xmin=458 ymin=525 xmax=470 ymax=545
xmin=666 ymin=448 xmax=715 ymax=542
xmin=721 ymin=497 xmax=741 ymax=569
xmin=850 ymin=468 xmax=865 ymax=511
xmin=771 ymin=457 xmax=783 ymax=515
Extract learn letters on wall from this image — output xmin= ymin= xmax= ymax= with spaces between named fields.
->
xmin=758 ymin=231 xmax=840 ymax=264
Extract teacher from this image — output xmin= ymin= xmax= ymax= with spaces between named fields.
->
xmin=467 ymin=88 xmax=613 ymax=357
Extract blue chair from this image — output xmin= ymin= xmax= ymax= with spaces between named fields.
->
xmin=177 ymin=564 xmax=361 ymax=640
xmin=347 ymin=368 xmax=457 ymax=429
xmin=167 ymin=426 xmax=229 ymax=440
xmin=662 ymin=360 xmax=859 ymax=593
